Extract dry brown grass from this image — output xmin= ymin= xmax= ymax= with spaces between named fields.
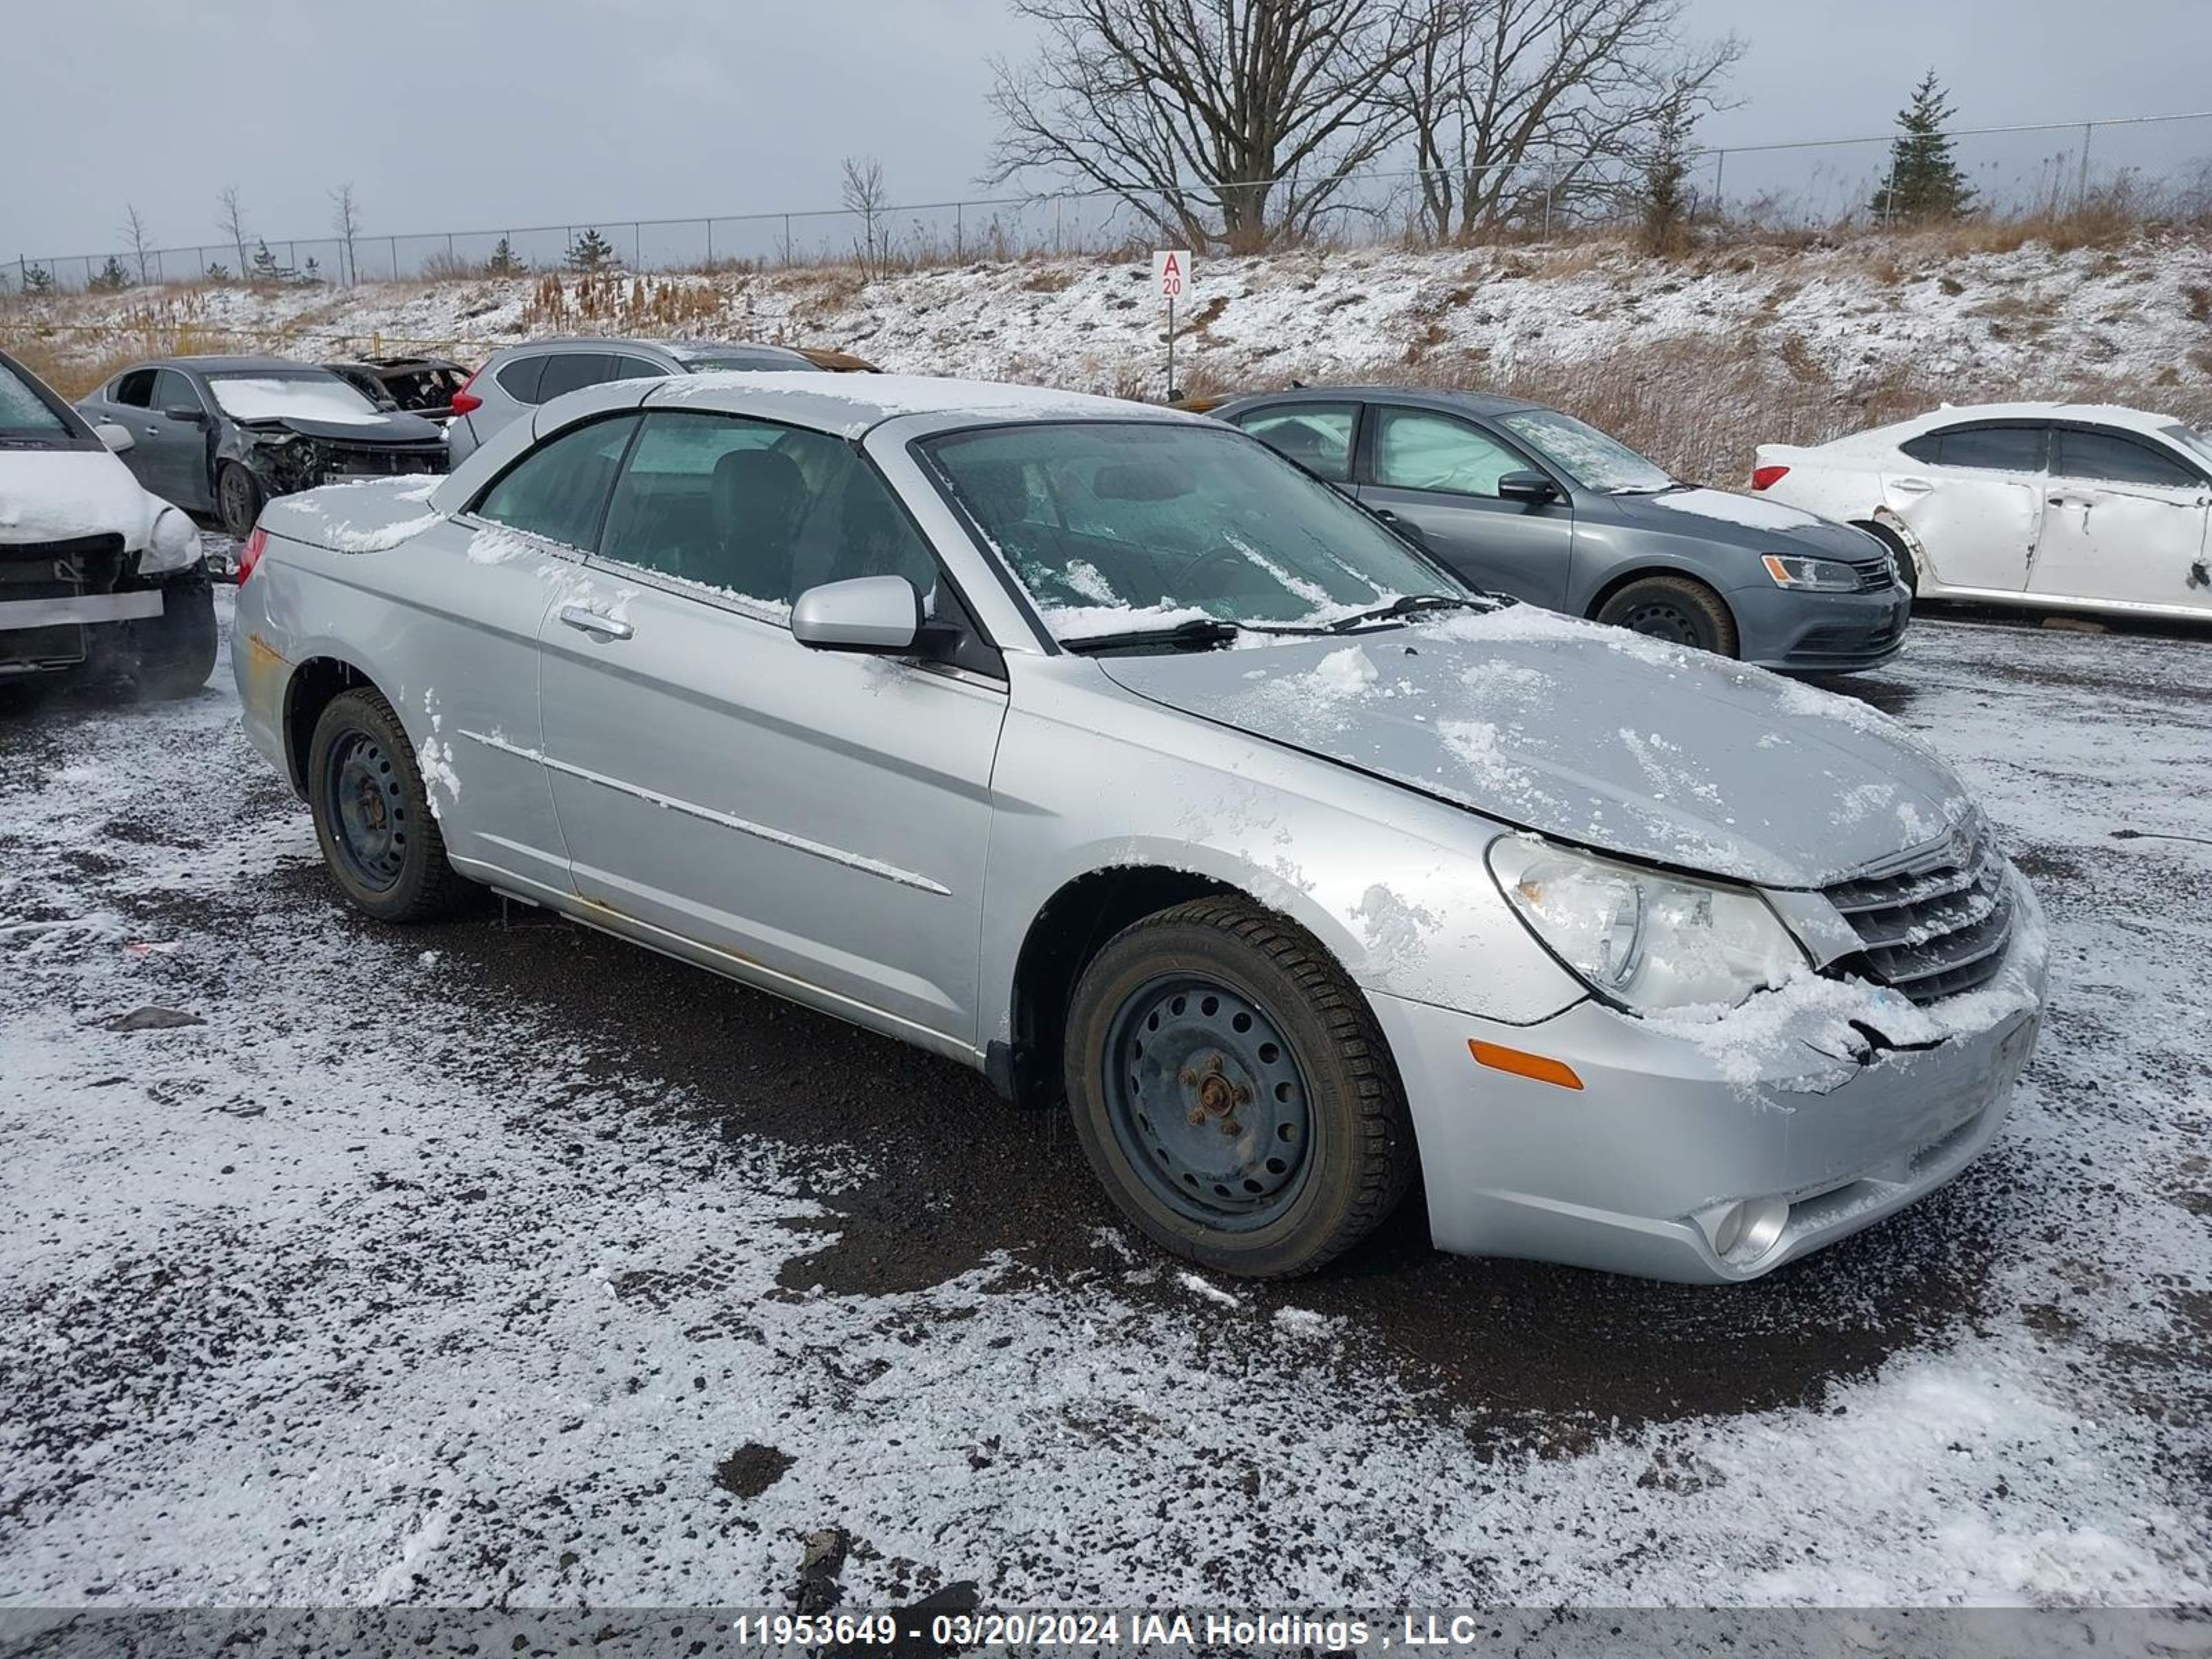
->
xmin=520 ymin=272 xmax=724 ymax=334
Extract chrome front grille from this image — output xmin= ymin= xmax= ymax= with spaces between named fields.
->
xmin=1825 ymin=816 xmax=2014 ymax=1004
xmin=1846 ymin=552 xmax=1897 ymax=592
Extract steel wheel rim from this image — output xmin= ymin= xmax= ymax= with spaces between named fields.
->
xmin=221 ymin=468 xmax=253 ymax=531
xmin=1103 ymin=974 xmax=1313 ymax=1230
xmin=1620 ymin=600 xmax=1700 ymax=646
xmin=323 ymin=729 xmax=408 ymax=891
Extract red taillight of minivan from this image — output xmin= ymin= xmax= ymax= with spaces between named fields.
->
xmin=235 ymin=526 xmax=269 ymax=585
xmin=1750 ymin=465 xmax=1790 ymax=491
xmin=450 ymin=367 xmax=483 ymax=418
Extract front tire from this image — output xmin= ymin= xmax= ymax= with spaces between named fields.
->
xmin=306 ymin=687 xmax=475 ymax=922
xmin=119 ymin=570 xmax=217 ymax=699
xmin=1858 ymin=521 xmax=1918 ymax=597
xmin=1593 ymin=574 xmax=1738 ymax=657
xmin=1063 ymin=897 xmax=1414 ymax=1278
xmin=216 ymin=461 xmax=264 ymax=539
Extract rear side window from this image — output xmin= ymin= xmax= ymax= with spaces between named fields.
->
xmin=610 ymin=356 xmax=667 ymax=382
xmin=536 ymin=353 xmax=613 ymax=403
xmin=112 ymin=368 xmax=158 ymax=409
xmin=2053 ymin=428 xmax=2200 ymax=489
xmin=474 ymin=413 xmax=641 ymax=550
xmin=494 ymin=355 xmax=548 ymax=404
xmin=1235 ymin=403 xmax=1356 ymax=482
xmin=1902 ymin=425 xmax=2044 ymax=472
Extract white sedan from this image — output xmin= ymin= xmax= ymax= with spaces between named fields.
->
xmin=1751 ymin=403 xmax=2212 ymax=622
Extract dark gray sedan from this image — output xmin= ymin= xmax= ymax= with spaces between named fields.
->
xmin=78 ymin=355 xmax=449 ymax=537
xmin=1213 ymin=387 xmax=1910 ymax=671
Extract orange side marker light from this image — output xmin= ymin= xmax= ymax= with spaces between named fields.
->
xmin=1468 ymin=1039 xmax=1584 ymax=1091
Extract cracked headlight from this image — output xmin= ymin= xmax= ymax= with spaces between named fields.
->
xmin=139 ymin=505 xmax=202 ymax=577
xmin=1487 ymin=837 xmax=1807 ymax=1013
xmin=1761 ymin=553 xmax=1859 ymax=591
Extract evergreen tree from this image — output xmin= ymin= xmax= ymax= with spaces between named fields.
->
xmin=1873 ymin=71 xmax=1975 ymax=222
xmin=487 ymin=236 xmax=526 ymax=276
xmin=1639 ymin=96 xmax=1698 ymax=255
xmin=21 ymin=261 xmax=54 ymax=294
xmin=301 ymin=256 xmax=323 ymax=284
xmin=91 ymin=254 xmax=133 ymax=292
xmin=205 ymin=262 xmax=232 ymax=282
xmin=565 ymin=227 xmax=617 ymax=273
xmin=250 ymin=238 xmax=285 ymax=281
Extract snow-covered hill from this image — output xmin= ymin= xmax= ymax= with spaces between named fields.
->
xmin=8 ymin=228 xmax=2207 ymax=482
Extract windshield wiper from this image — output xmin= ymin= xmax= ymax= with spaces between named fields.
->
xmin=1325 ymin=594 xmax=1492 ymax=633
xmin=1062 ymin=617 xmax=1244 ymax=655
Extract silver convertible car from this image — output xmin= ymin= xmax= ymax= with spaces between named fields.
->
xmin=232 ymin=373 xmax=2047 ymax=1282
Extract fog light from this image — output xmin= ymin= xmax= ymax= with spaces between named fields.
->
xmin=1712 ymin=1197 xmax=1791 ymax=1262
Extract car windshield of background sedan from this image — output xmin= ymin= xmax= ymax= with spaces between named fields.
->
xmin=205 ymin=371 xmax=390 ymax=425
xmin=0 ymin=361 xmax=73 ymax=442
xmin=1497 ymin=407 xmax=1675 ymax=494
xmin=924 ymin=422 xmax=1464 ymax=641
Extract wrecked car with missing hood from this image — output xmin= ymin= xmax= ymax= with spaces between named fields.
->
xmin=77 ymin=355 xmax=448 ymax=539
xmin=1 ymin=347 xmax=215 ymax=696
xmin=229 ymin=373 xmax=2047 ymax=1283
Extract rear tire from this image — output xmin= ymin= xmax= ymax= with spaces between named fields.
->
xmin=216 ymin=461 xmax=264 ymax=540
xmin=1062 ymin=897 xmax=1414 ymax=1279
xmin=1594 ymin=574 xmax=1738 ymax=657
xmin=306 ymin=687 xmax=476 ymax=923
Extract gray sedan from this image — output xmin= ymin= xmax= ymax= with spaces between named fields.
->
xmin=230 ymin=373 xmax=2044 ymax=1283
xmin=1214 ymin=386 xmax=1911 ymax=671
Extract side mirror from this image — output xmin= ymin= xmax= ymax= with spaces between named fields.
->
xmin=1498 ymin=470 xmax=1558 ymax=504
xmin=162 ymin=404 xmax=207 ymax=424
xmin=94 ymin=422 xmax=135 ymax=454
xmin=791 ymin=574 xmax=922 ymax=654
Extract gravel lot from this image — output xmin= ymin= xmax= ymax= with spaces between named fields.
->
xmin=1 ymin=592 xmax=2207 ymax=1609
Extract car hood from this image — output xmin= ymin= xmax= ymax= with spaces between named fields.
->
xmin=0 ymin=447 xmax=160 ymax=547
xmin=245 ymin=411 xmax=444 ymax=444
xmin=1094 ymin=605 xmax=1969 ymax=889
xmin=1604 ymin=486 xmax=1877 ymax=556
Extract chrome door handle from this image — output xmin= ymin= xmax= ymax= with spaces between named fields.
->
xmin=559 ymin=603 xmax=632 ymax=640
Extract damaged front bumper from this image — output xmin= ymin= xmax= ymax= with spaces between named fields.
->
xmin=234 ymin=427 xmax=448 ymax=495
xmin=1371 ymin=879 xmax=2048 ymax=1283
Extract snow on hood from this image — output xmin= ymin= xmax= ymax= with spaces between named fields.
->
xmin=0 ymin=448 xmax=162 ymax=548
xmin=263 ymin=475 xmax=446 ymax=553
xmin=1096 ymin=603 xmax=1973 ymax=889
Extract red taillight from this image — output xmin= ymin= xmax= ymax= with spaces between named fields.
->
xmin=236 ymin=527 xmax=269 ymax=585
xmin=1750 ymin=464 xmax=1790 ymax=491
xmin=450 ymin=367 xmax=483 ymax=418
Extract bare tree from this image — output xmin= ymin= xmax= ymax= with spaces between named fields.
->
xmin=119 ymin=204 xmax=154 ymax=284
xmin=985 ymin=0 xmax=1434 ymax=253
xmin=1387 ymin=0 xmax=1741 ymax=240
xmin=840 ymin=155 xmax=890 ymax=275
xmin=216 ymin=185 xmax=250 ymax=277
xmin=329 ymin=182 xmax=363 ymax=285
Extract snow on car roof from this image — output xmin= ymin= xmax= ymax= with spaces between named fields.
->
xmin=1841 ymin=401 xmax=2186 ymax=447
xmin=648 ymin=371 xmax=1193 ymax=438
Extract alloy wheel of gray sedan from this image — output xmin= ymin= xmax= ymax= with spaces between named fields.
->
xmin=1065 ymin=897 xmax=1414 ymax=1278
xmin=218 ymin=461 xmax=263 ymax=540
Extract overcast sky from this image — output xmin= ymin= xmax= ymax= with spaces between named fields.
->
xmin=4 ymin=0 xmax=2206 ymax=257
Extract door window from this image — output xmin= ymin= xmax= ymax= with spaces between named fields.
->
xmin=153 ymin=369 xmax=203 ymax=417
xmin=1373 ymin=408 xmax=1526 ymax=497
xmin=536 ymin=353 xmax=614 ymax=404
xmin=474 ymin=413 xmax=641 ymax=550
xmin=2053 ymin=428 xmax=2200 ymax=489
xmin=1235 ymin=404 xmax=1356 ymax=482
xmin=597 ymin=411 xmax=939 ymax=610
xmin=610 ymin=356 xmax=668 ymax=383
xmin=1901 ymin=425 xmax=2045 ymax=471
xmin=494 ymin=355 xmax=550 ymax=404
xmin=111 ymin=369 xmax=158 ymax=409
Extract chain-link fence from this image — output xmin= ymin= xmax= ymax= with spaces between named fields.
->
xmin=10 ymin=111 xmax=2209 ymax=296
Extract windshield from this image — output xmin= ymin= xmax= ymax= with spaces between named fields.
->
xmin=0 ymin=358 xmax=78 ymax=443
xmin=2161 ymin=422 xmax=2212 ymax=471
xmin=1497 ymin=408 xmax=1673 ymax=494
xmin=922 ymin=422 xmax=1466 ymax=641
xmin=206 ymin=371 xmax=388 ymax=424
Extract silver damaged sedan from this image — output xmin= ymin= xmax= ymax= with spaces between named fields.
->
xmin=231 ymin=373 xmax=2048 ymax=1282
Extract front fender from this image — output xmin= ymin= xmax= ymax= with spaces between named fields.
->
xmin=978 ymin=662 xmax=1589 ymax=1044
